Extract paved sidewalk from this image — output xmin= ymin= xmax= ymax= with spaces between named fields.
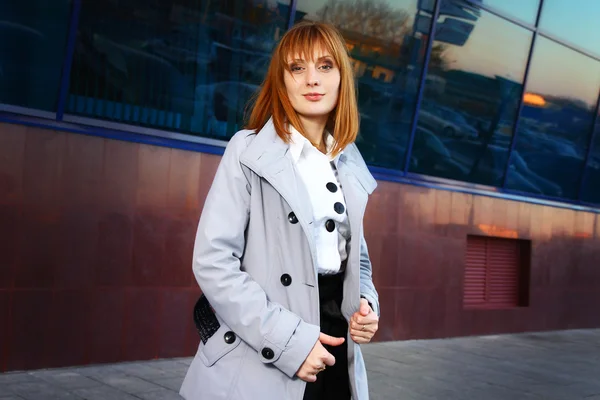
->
xmin=1 ymin=329 xmax=599 ymax=399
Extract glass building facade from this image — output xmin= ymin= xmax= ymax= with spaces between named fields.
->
xmin=2 ymin=0 xmax=600 ymax=207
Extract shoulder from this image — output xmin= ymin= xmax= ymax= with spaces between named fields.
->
xmin=224 ymin=129 xmax=257 ymax=155
xmin=342 ymin=143 xmax=378 ymax=194
xmin=214 ymin=129 xmax=258 ymax=184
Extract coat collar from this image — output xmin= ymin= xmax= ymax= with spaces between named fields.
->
xmin=239 ymin=118 xmax=377 ymax=195
xmin=288 ymin=125 xmax=341 ymax=168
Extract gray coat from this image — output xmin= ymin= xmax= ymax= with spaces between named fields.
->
xmin=180 ymin=118 xmax=379 ymax=400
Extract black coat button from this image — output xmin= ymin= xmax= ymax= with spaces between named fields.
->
xmin=326 ymin=182 xmax=338 ymax=193
xmin=325 ymin=219 xmax=335 ymax=232
xmin=280 ymin=274 xmax=292 ymax=286
xmin=224 ymin=331 xmax=236 ymax=344
xmin=288 ymin=212 xmax=298 ymax=224
xmin=334 ymin=202 xmax=345 ymax=214
xmin=262 ymin=348 xmax=275 ymax=359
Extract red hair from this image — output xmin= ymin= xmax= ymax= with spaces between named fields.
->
xmin=245 ymin=21 xmax=358 ymax=156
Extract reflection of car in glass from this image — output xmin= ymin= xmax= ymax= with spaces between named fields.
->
xmin=444 ymin=141 xmax=563 ymax=196
xmin=0 ymin=21 xmax=45 ymax=88
xmin=410 ymin=127 xmax=471 ymax=179
xmin=141 ymin=27 xmax=215 ymax=70
xmin=194 ymin=81 xmax=259 ymax=137
xmin=195 ymin=81 xmax=259 ymax=120
xmin=516 ymin=128 xmax=582 ymax=159
xmin=78 ymin=32 xmax=193 ymax=112
xmin=418 ymin=106 xmax=479 ymax=139
xmin=520 ymin=152 xmax=584 ymax=198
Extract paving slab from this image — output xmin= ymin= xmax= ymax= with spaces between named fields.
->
xmin=0 ymin=329 xmax=598 ymax=399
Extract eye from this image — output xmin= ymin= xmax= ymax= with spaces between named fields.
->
xmin=289 ymin=63 xmax=304 ymax=73
xmin=319 ymin=60 xmax=335 ymax=71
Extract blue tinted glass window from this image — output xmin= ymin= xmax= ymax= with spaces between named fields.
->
xmin=0 ymin=1 xmax=71 ymax=111
xmin=580 ymin=113 xmax=600 ymax=204
xmin=539 ymin=0 xmax=600 ymax=57
xmin=294 ymin=0 xmax=432 ymax=170
xmin=409 ymin=0 xmax=532 ymax=186
xmin=506 ymin=37 xmax=600 ymax=199
xmin=67 ymin=1 xmax=289 ymax=139
xmin=476 ymin=0 xmax=540 ymax=24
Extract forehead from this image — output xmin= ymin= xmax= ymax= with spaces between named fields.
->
xmin=284 ymin=38 xmax=335 ymax=62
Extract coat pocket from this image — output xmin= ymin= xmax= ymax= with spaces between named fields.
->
xmin=199 ymin=314 xmax=242 ymax=367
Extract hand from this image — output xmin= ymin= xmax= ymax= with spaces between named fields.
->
xmin=296 ymin=333 xmax=345 ymax=382
xmin=349 ymin=298 xmax=379 ymax=344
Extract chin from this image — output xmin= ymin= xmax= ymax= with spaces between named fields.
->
xmin=299 ymin=108 xmax=336 ymax=119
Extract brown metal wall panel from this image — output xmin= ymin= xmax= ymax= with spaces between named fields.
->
xmin=2 ymin=121 xmax=600 ymax=371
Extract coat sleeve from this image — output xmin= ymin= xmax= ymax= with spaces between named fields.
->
xmin=359 ymin=230 xmax=380 ymax=316
xmin=192 ymin=131 xmax=320 ymax=379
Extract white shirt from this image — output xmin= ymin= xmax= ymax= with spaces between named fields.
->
xmin=288 ymin=126 xmax=350 ymax=275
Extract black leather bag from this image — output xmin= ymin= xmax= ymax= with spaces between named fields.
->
xmin=193 ymin=294 xmax=220 ymax=344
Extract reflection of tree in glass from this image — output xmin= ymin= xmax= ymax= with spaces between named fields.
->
xmin=428 ymin=43 xmax=450 ymax=72
xmin=316 ymin=0 xmax=410 ymax=43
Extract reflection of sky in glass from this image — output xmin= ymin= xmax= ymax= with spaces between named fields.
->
xmin=295 ymin=1 xmax=600 ymax=107
xmin=439 ymin=5 xmax=599 ymax=107
xmin=539 ymin=0 xmax=600 ymax=58
xmin=443 ymin=11 xmax=531 ymax=82
xmin=527 ymin=37 xmax=600 ymax=107
xmin=481 ymin=0 xmax=540 ymax=24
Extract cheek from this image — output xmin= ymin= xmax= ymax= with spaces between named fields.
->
xmin=329 ymin=74 xmax=341 ymax=100
xmin=283 ymin=74 xmax=297 ymax=97
xmin=329 ymin=81 xmax=340 ymax=105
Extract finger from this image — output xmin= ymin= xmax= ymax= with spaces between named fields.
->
xmin=302 ymin=373 xmax=317 ymax=383
xmin=353 ymin=314 xmax=378 ymax=325
xmin=321 ymin=351 xmax=336 ymax=367
xmin=351 ymin=334 xmax=371 ymax=344
xmin=350 ymin=319 xmax=376 ymax=333
xmin=353 ymin=317 xmax=378 ymax=328
xmin=359 ymin=298 xmax=370 ymax=316
xmin=349 ymin=328 xmax=372 ymax=340
xmin=350 ymin=334 xmax=373 ymax=344
xmin=319 ymin=332 xmax=345 ymax=346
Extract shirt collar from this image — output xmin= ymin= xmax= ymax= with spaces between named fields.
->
xmin=288 ymin=125 xmax=341 ymax=166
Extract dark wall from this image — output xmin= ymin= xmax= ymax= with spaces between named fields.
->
xmin=368 ymin=182 xmax=600 ymax=341
xmin=2 ymin=122 xmax=600 ymax=372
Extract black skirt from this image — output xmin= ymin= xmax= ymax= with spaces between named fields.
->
xmin=303 ymin=272 xmax=351 ymax=400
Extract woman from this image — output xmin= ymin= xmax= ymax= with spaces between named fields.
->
xmin=180 ymin=21 xmax=380 ymax=400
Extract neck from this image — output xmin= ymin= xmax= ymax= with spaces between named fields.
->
xmin=298 ymin=115 xmax=328 ymax=152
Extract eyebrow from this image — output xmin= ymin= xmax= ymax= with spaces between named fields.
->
xmin=289 ymin=55 xmax=334 ymax=63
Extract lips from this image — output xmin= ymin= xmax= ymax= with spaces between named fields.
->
xmin=303 ymin=93 xmax=324 ymax=101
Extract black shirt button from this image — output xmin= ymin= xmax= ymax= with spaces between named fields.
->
xmin=280 ymin=274 xmax=292 ymax=286
xmin=334 ymin=202 xmax=345 ymax=214
xmin=224 ymin=331 xmax=236 ymax=344
xmin=262 ymin=348 xmax=275 ymax=360
xmin=325 ymin=219 xmax=335 ymax=232
xmin=288 ymin=212 xmax=298 ymax=224
xmin=326 ymin=182 xmax=338 ymax=193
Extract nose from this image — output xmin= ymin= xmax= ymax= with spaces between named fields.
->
xmin=305 ymin=65 xmax=320 ymax=87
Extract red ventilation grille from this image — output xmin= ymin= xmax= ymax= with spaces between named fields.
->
xmin=464 ymin=236 xmax=520 ymax=308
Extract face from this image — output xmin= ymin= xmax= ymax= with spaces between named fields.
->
xmin=283 ymin=50 xmax=341 ymax=125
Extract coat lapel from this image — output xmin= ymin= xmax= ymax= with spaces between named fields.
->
xmin=239 ymin=119 xmax=317 ymax=259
